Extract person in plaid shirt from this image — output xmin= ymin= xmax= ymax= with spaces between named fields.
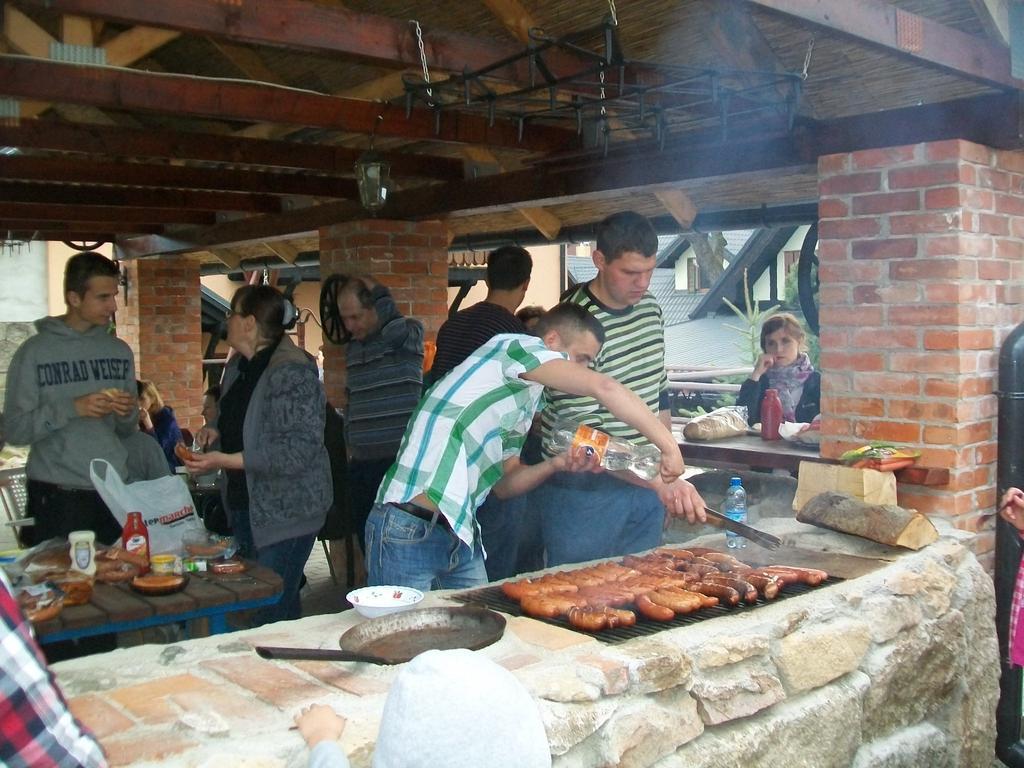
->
xmin=0 ymin=571 xmax=107 ymax=767
xmin=367 ymin=303 xmax=688 ymax=590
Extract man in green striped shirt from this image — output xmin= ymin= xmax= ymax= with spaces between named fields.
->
xmin=536 ymin=211 xmax=707 ymax=567
xmin=368 ymin=304 xmax=684 ymax=590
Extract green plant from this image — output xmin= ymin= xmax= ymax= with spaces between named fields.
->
xmin=722 ymin=269 xmax=779 ymax=366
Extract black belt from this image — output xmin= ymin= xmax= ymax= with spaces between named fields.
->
xmin=391 ymin=502 xmax=453 ymax=534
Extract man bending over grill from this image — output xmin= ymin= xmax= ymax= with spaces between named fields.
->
xmin=366 ymin=303 xmax=690 ymax=591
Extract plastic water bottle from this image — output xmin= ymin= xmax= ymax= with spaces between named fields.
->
xmin=549 ymin=418 xmax=661 ymax=480
xmin=723 ymin=476 xmax=747 ymax=549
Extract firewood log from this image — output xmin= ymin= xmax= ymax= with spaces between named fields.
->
xmin=796 ymin=491 xmax=938 ymax=550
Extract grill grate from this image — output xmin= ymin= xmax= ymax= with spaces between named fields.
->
xmin=450 ymin=576 xmax=845 ymax=644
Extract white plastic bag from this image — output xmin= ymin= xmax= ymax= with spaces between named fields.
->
xmin=89 ymin=458 xmax=204 ymax=555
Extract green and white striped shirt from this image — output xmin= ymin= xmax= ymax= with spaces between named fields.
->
xmin=376 ymin=334 xmax=564 ymax=547
xmin=541 ymin=283 xmax=666 ymax=453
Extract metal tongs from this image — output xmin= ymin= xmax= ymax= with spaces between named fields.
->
xmin=704 ymin=507 xmax=782 ymax=550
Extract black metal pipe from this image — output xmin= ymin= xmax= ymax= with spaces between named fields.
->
xmin=996 ymin=320 xmax=1024 ymax=767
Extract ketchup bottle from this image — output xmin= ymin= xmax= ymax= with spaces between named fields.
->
xmin=122 ymin=511 xmax=151 ymax=574
xmin=760 ymin=388 xmax=783 ymax=441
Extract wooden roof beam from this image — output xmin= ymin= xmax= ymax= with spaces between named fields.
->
xmin=13 ymin=0 xmax=603 ymax=83
xmin=0 ymin=155 xmax=360 ymax=198
xmin=0 ymin=181 xmax=285 ymax=213
xmin=654 ymin=189 xmax=698 ymax=230
xmin=116 ymin=89 xmax=1024 ymax=258
xmin=744 ymin=0 xmax=1023 ymax=90
xmin=0 ymin=120 xmax=464 ymax=180
xmin=967 ymin=0 xmax=1010 ymax=46
xmin=0 ymin=202 xmax=216 ymax=226
xmin=0 ymin=55 xmax=579 ymax=153
xmin=518 ymin=208 xmax=562 ymax=240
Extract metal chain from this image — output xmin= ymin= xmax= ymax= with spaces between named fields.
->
xmin=607 ymin=0 xmax=618 ymax=26
xmin=599 ymin=69 xmax=607 ymax=117
xmin=410 ymin=20 xmax=434 ymax=104
xmin=801 ymin=37 xmax=815 ymax=80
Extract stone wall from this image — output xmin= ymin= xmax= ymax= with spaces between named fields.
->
xmin=817 ymin=139 xmax=1024 ymax=570
xmin=0 ymin=321 xmax=35 ymax=408
xmin=52 ymin=521 xmax=997 ymax=768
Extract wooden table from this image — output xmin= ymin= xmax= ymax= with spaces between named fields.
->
xmin=677 ymin=434 xmax=949 ymax=486
xmin=33 ymin=562 xmax=283 ymax=645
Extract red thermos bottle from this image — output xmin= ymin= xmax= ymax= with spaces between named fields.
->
xmin=761 ymin=388 xmax=783 ymax=441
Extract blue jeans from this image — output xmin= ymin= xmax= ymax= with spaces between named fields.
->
xmin=536 ymin=472 xmax=664 ymax=567
xmin=476 ymin=493 xmax=529 ymax=582
xmin=254 ymin=532 xmax=318 ymax=625
xmin=365 ymin=503 xmax=487 ymax=591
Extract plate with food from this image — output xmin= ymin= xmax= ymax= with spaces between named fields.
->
xmin=16 ymin=583 xmax=64 ymax=623
xmin=130 ymin=573 xmax=189 ymax=596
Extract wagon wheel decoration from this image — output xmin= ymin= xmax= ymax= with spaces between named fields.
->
xmin=319 ymin=273 xmax=349 ymax=345
xmin=797 ymin=223 xmax=819 ymax=335
xmin=61 ymin=240 xmax=108 ymax=252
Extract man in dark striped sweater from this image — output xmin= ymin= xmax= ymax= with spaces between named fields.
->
xmin=337 ymin=275 xmax=424 ymax=553
xmin=425 ymin=245 xmax=533 ymax=580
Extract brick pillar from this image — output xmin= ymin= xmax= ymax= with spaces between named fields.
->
xmin=318 ymin=219 xmax=449 ymax=407
xmin=117 ymin=257 xmax=205 ymax=433
xmin=818 ymin=139 xmax=1024 ymax=568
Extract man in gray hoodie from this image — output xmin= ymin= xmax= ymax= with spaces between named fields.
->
xmin=3 ymin=252 xmax=139 ymax=545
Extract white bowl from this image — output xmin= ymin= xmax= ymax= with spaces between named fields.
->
xmin=346 ymin=585 xmax=424 ymax=619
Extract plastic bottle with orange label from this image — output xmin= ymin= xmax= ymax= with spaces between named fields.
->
xmin=550 ymin=419 xmax=660 ymax=480
xmin=121 ymin=512 xmax=151 ymax=574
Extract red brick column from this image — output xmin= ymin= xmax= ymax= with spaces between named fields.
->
xmin=319 ymin=219 xmax=449 ymax=408
xmin=117 ymin=257 xmax=205 ymax=433
xmin=817 ymin=139 xmax=1024 ymax=567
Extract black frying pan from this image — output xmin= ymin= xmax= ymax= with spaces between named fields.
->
xmin=254 ymin=605 xmax=506 ymax=665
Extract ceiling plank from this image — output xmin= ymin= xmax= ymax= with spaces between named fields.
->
xmin=967 ymin=0 xmax=1010 ymax=46
xmin=14 ymin=0 xmax=598 ymax=83
xmin=264 ymin=241 xmax=300 ymax=264
xmin=208 ymin=39 xmax=287 ymax=85
xmin=0 ymin=120 xmax=465 ymax=179
xmin=744 ymin=0 xmax=1023 ymax=90
xmin=60 ymin=15 xmax=94 ymax=46
xmin=654 ymin=189 xmax=698 ymax=230
xmin=116 ymin=90 xmax=1024 ymax=258
xmin=101 ymin=26 xmax=180 ymax=67
xmin=3 ymin=6 xmax=53 ymax=58
xmin=0 ymin=155 xmax=360 ymax=197
xmin=481 ymin=0 xmax=537 ymax=44
xmin=0 ymin=181 xmax=284 ymax=213
xmin=208 ymin=248 xmax=243 ymax=269
xmin=0 ymin=219 xmax=163 ymax=234
xmin=0 ymin=55 xmax=579 ymax=152
xmin=518 ymin=207 xmax=562 ymax=240
xmin=0 ymin=201 xmax=216 ymax=226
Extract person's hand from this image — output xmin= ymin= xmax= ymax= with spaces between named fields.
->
xmin=551 ymin=445 xmax=604 ymax=474
xmin=294 ymin=704 xmax=346 ymax=750
xmin=658 ymin=448 xmax=684 ymax=484
xmin=74 ymin=391 xmax=118 ymax=418
xmin=1001 ymin=487 xmax=1024 ymax=532
xmin=139 ymin=409 xmax=154 ymax=431
xmin=194 ymin=426 xmax=219 ymax=450
xmin=183 ymin=450 xmax=239 ymax=473
xmin=651 ymin=476 xmax=706 ymax=523
xmin=106 ymin=389 xmax=135 ymax=417
xmin=751 ymin=353 xmax=774 ymax=381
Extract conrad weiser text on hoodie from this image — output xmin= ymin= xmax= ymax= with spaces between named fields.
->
xmin=3 ymin=316 xmax=138 ymax=489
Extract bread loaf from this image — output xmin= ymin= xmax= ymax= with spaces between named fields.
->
xmin=682 ymin=407 xmax=748 ymax=441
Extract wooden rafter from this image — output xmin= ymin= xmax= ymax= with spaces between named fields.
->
xmin=116 ymin=89 xmax=1024 ymax=258
xmin=14 ymin=0 xmax=630 ymax=84
xmin=0 ymin=181 xmax=285 ymax=213
xmin=0 ymin=155 xmax=360 ymax=198
xmin=967 ymin=0 xmax=1010 ymax=46
xmin=0 ymin=202 xmax=216 ymax=226
xmin=460 ymin=145 xmax=561 ymax=240
xmin=0 ymin=120 xmax=465 ymax=180
xmin=745 ymin=0 xmax=1023 ymax=90
xmin=654 ymin=189 xmax=698 ymax=230
xmin=0 ymin=55 xmax=579 ymax=153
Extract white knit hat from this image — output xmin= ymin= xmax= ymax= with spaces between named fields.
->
xmin=371 ymin=649 xmax=551 ymax=768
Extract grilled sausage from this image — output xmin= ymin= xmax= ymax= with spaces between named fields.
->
xmin=567 ymin=606 xmax=609 ymax=632
xmin=761 ymin=565 xmax=828 ymax=586
xmin=648 ymin=589 xmax=702 ymax=614
xmin=635 ymin=593 xmax=675 ymax=621
xmin=732 ymin=571 xmax=781 ymax=598
xmin=691 ymin=581 xmax=741 ymax=606
xmin=680 ymin=563 xmax=718 ymax=578
xmin=701 ymin=573 xmax=759 ymax=603
xmin=603 ymin=607 xmax=637 ymax=628
xmin=699 ymin=552 xmax=749 ymax=572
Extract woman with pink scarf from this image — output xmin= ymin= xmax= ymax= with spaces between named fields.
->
xmin=737 ymin=313 xmax=821 ymax=427
xmin=1001 ymin=487 xmax=1024 ymax=666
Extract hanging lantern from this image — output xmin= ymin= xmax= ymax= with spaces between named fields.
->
xmin=354 ymin=150 xmax=391 ymax=213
